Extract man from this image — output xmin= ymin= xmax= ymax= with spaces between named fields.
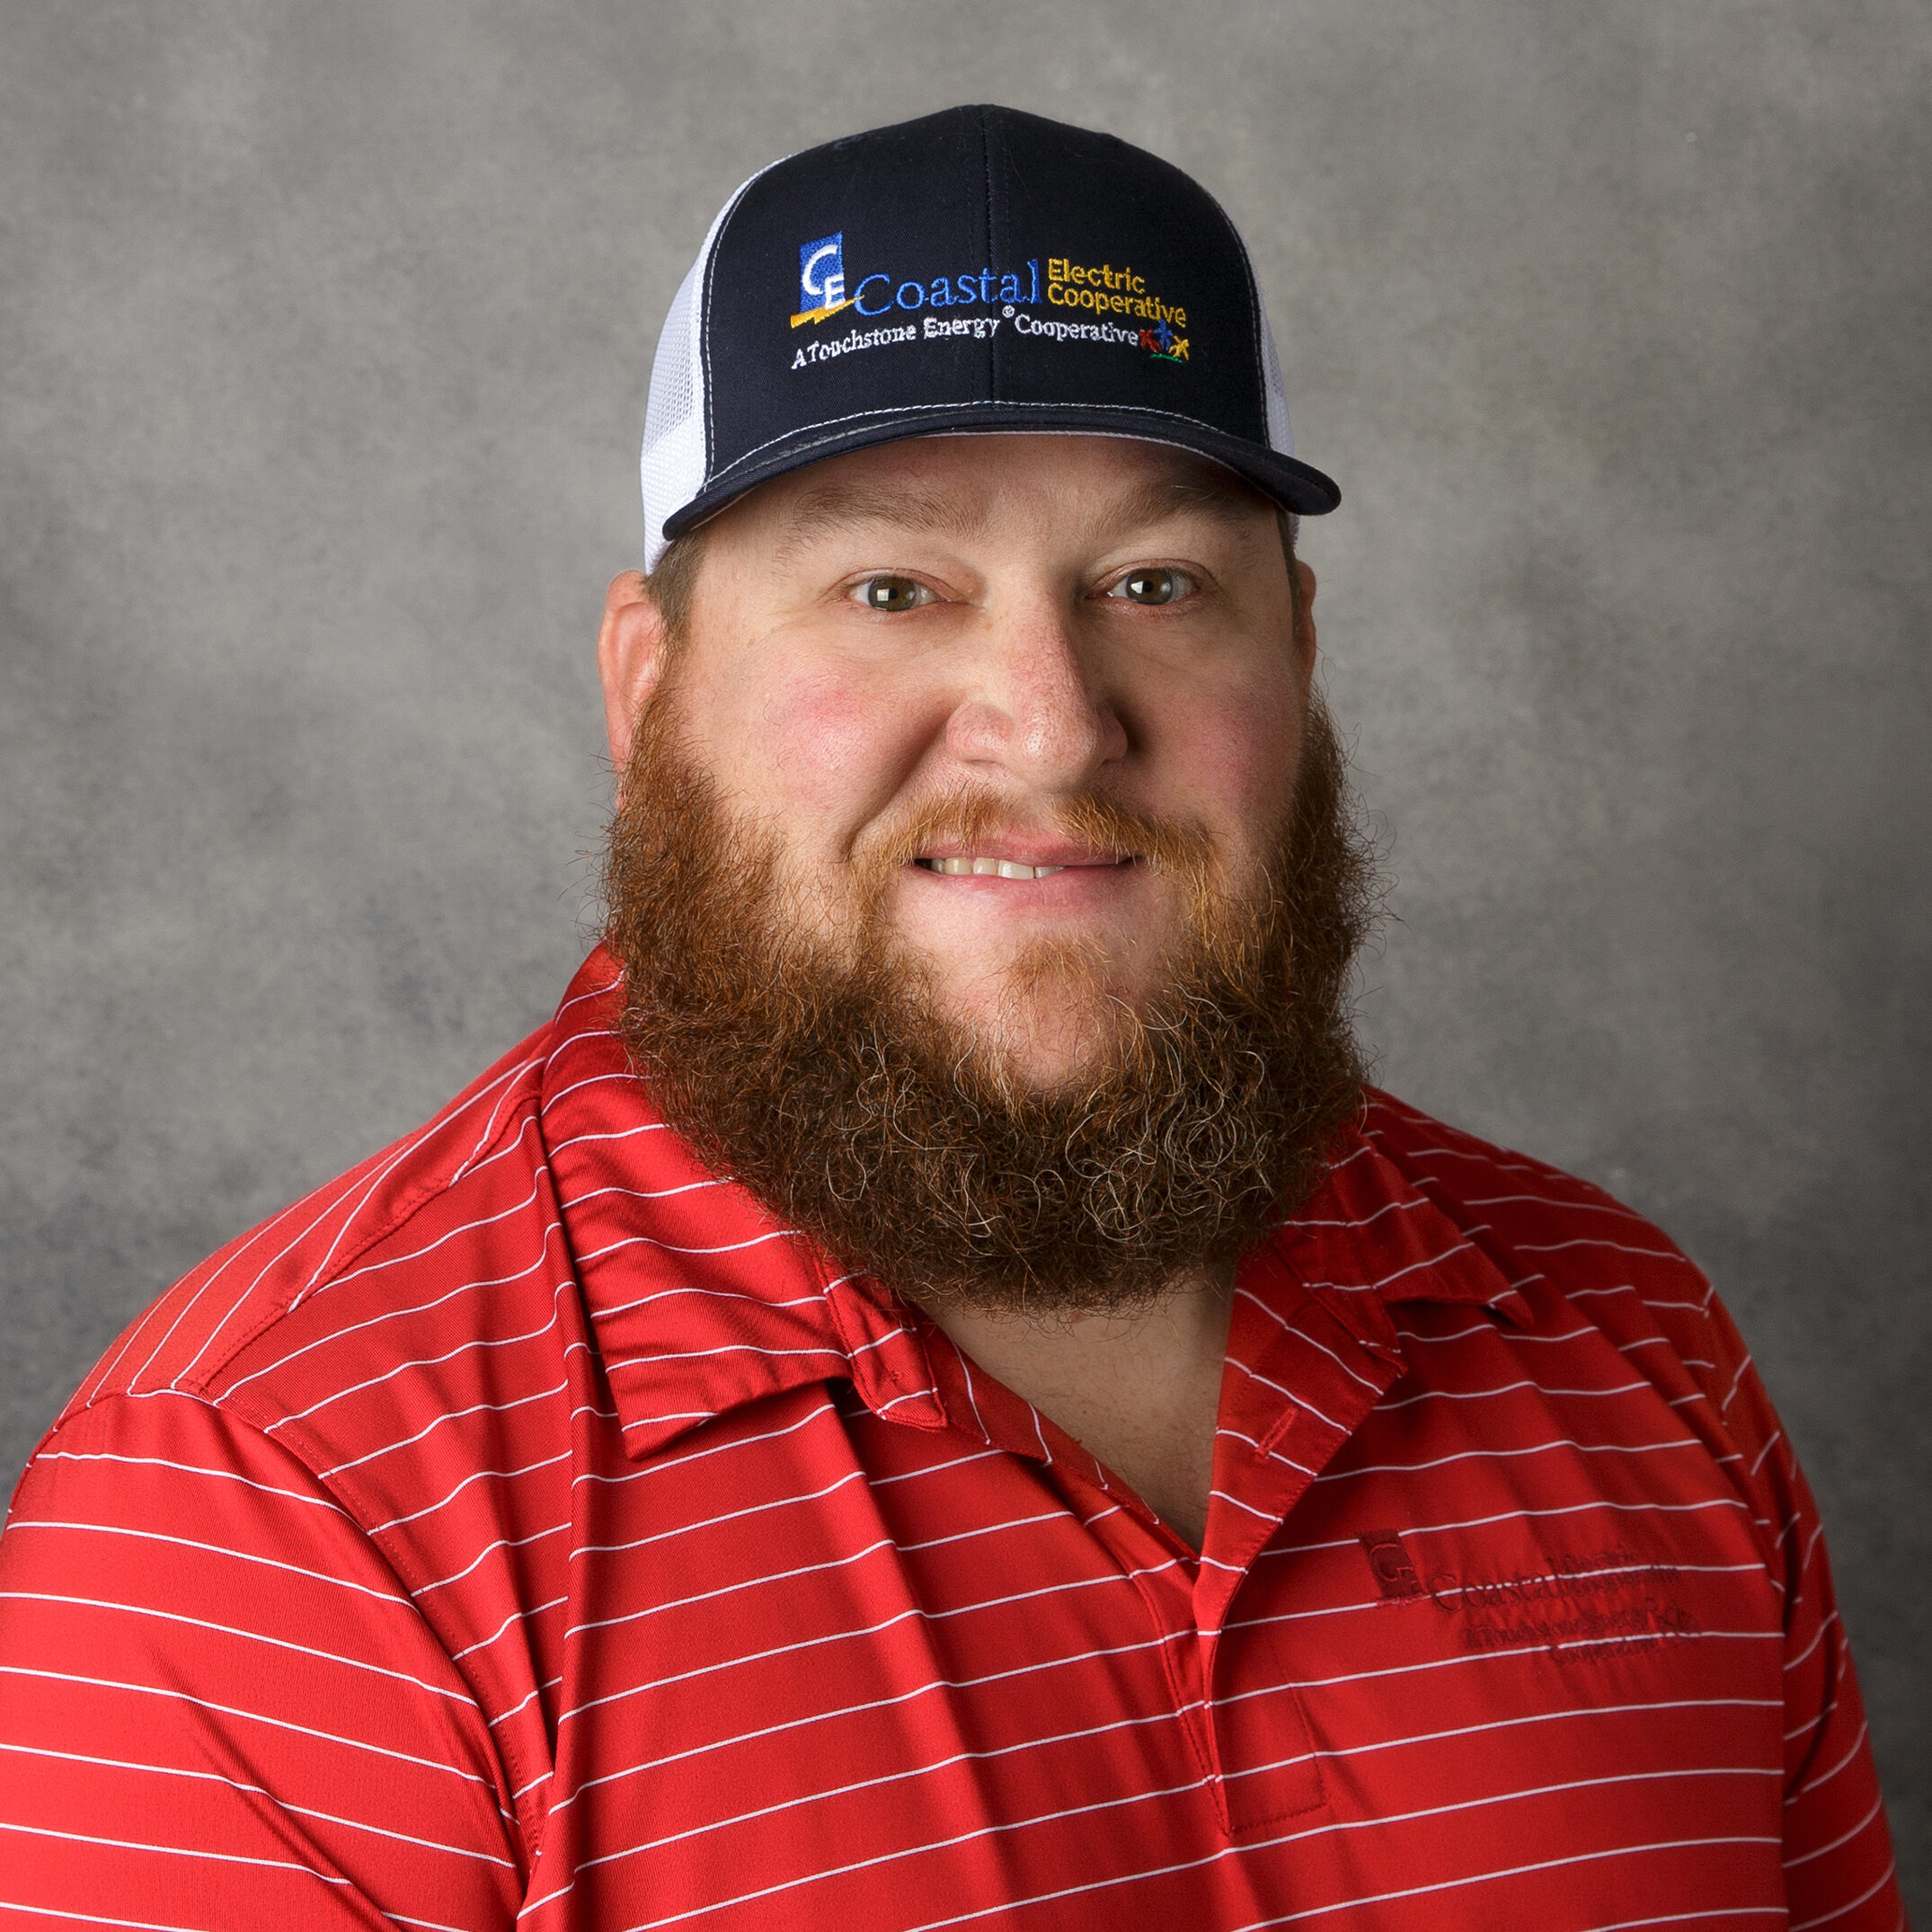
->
xmin=0 ymin=105 xmax=1903 ymax=1928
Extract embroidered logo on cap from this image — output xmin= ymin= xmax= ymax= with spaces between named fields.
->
xmin=793 ymin=234 xmax=852 ymax=327
xmin=1043 ymin=257 xmax=1191 ymax=360
xmin=784 ymin=235 xmax=1198 ymax=374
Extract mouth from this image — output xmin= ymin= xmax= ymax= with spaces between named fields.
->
xmin=913 ymin=851 xmax=1135 ymax=880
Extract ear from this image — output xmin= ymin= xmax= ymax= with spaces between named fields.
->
xmin=1291 ymin=559 xmax=1318 ymax=678
xmin=597 ymin=571 xmax=668 ymax=780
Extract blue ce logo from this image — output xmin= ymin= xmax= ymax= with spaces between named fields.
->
xmin=793 ymin=234 xmax=852 ymax=326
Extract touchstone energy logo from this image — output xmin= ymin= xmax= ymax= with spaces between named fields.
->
xmin=793 ymin=234 xmax=852 ymax=327
xmin=1043 ymin=257 xmax=1190 ymax=361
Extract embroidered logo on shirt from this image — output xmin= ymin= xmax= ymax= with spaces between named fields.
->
xmin=1447 ymin=1546 xmax=1700 ymax=1660
xmin=1359 ymin=1528 xmax=1427 ymax=1600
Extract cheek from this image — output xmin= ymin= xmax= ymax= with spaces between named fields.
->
xmin=1159 ymin=675 xmax=1307 ymax=854
xmin=709 ymin=665 xmax=940 ymax=845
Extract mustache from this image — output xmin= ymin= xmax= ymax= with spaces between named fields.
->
xmin=855 ymin=784 xmax=1270 ymax=994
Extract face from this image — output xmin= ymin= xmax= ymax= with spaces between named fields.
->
xmin=599 ymin=434 xmax=1369 ymax=1309
xmin=599 ymin=433 xmax=1316 ymax=1092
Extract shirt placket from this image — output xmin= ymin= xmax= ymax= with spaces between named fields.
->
xmin=1077 ymin=1254 xmax=1406 ymax=1837
xmin=905 ymin=1253 xmax=1407 ymax=1839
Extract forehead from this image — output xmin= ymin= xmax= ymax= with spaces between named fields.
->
xmin=713 ymin=432 xmax=1277 ymax=556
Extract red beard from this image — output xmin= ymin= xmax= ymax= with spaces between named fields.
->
xmin=602 ymin=690 xmax=1374 ymax=1315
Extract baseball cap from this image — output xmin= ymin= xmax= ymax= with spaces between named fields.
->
xmin=639 ymin=103 xmax=1339 ymax=570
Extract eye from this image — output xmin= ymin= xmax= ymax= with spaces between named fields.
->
xmin=1107 ymin=566 xmax=1195 ymax=606
xmin=851 ymin=575 xmax=935 ymax=613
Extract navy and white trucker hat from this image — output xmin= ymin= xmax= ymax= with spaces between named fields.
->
xmin=640 ymin=103 xmax=1339 ymax=570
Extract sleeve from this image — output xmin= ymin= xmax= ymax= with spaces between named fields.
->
xmin=1692 ymin=1291 xmax=1907 ymax=1931
xmin=0 ymin=1390 xmax=527 ymax=1929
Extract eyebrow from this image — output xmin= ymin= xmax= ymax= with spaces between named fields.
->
xmin=767 ymin=462 xmax=1269 ymax=564
xmin=1103 ymin=473 xmax=1269 ymax=537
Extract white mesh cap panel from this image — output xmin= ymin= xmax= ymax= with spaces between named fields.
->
xmin=1257 ymin=307 xmax=1301 ymax=540
xmin=1222 ymin=198 xmax=1308 ymax=537
xmin=639 ymin=253 xmax=705 ymax=571
xmin=1258 ymin=307 xmax=1294 ymax=459
xmin=639 ymin=159 xmax=784 ymax=571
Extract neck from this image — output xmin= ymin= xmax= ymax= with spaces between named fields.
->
xmin=915 ymin=1269 xmax=1235 ymax=1552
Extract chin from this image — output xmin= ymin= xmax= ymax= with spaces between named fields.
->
xmin=943 ymin=976 xmax=1148 ymax=1096
xmin=995 ymin=1043 xmax=1115 ymax=1098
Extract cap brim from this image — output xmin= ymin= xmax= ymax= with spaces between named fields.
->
xmin=660 ymin=403 xmax=1339 ymax=547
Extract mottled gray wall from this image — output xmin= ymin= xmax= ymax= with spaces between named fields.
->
xmin=3 ymin=0 xmax=1926 ymax=1898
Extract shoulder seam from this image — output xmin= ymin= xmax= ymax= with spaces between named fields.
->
xmin=182 ymin=1080 xmax=545 ymax=1405
xmin=77 ymin=1056 xmax=549 ymax=1419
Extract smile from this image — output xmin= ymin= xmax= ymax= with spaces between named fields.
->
xmin=913 ymin=854 xmax=1133 ymax=880
xmin=917 ymin=856 xmax=1066 ymax=879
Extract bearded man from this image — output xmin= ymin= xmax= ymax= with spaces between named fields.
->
xmin=0 ymin=106 xmax=1902 ymax=1929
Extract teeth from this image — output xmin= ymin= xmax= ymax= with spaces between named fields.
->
xmin=921 ymin=856 xmax=1069 ymax=879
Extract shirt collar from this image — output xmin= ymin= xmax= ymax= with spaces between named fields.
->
xmin=1273 ymin=1119 xmax=1536 ymax=1347
xmin=539 ymin=950 xmax=1527 ymax=1462
xmin=538 ymin=952 xmax=945 ymax=1460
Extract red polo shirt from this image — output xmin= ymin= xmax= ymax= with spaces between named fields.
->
xmin=0 ymin=953 xmax=1903 ymax=1928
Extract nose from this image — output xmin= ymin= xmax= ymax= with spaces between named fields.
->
xmin=942 ymin=594 xmax=1130 ymax=788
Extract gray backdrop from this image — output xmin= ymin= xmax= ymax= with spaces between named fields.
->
xmin=3 ymin=0 xmax=1926 ymax=1903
